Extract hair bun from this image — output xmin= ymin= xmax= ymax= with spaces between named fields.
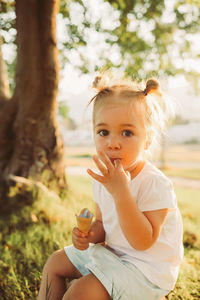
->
xmin=92 ymin=76 xmax=102 ymax=89
xmin=145 ymin=78 xmax=160 ymax=95
xmin=92 ymin=74 xmax=110 ymax=90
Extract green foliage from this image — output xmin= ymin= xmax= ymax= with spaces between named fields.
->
xmin=0 ymin=1 xmax=16 ymax=41
xmin=168 ymin=187 xmax=200 ymax=299
xmin=45 ymin=275 xmax=52 ymax=300
xmin=1 ymin=0 xmax=200 ymax=89
xmin=0 ymin=2 xmax=16 ymax=94
xmin=58 ymin=101 xmax=69 ymax=120
xmin=59 ymin=0 xmax=70 ymax=18
xmin=58 ymin=101 xmax=77 ymax=129
xmin=57 ymin=0 xmax=200 ymax=85
xmin=163 ymin=167 xmax=200 ymax=180
xmin=0 ymin=1 xmax=15 ymax=15
xmin=171 ymin=115 xmax=190 ymax=125
xmin=6 ymin=55 xmax=16 ymax=93
xmin=103 ymin=0 xmax=200 ymax=79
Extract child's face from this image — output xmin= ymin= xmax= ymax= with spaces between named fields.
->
xmin=93 ymin=99 xmax=148 ymax=173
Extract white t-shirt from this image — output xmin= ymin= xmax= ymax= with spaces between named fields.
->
xmin=92 ymin=160 xmax=184 ymax=291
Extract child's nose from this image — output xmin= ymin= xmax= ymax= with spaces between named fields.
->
xmin=107 ymin=136 xmax=121 ymax=149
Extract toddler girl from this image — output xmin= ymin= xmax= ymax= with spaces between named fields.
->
xmin=38 ymin=74 xmax=184 ymax=300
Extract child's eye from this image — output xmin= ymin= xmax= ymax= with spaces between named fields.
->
xmin=98 ymin=130 xmax=109 ymax=136
xmin=122 ymin=130 xmax=133 ymax=137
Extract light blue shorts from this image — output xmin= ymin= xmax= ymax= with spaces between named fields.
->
xmin=64 ymin=244 xmax=170 ymax=300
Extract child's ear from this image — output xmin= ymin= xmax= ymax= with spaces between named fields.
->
xmin=144 ymin=138 xmax=152 ymax=150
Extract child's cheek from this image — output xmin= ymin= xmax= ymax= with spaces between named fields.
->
xmin=95 ymin=138 xmax=105 ymax=151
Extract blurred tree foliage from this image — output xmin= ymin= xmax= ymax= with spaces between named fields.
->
xmin=59 ymin=0 xmax=200 ymax=83
xmin=0 ymin=0 xmax=17 ymax=92
xmin=58 ymin=100 xmax=70 ymax=120
xmin=1 ymin=0 xmax=200 ymax=83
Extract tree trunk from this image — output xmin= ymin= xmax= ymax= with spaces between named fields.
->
xmin=0 ymin=0 xmax=66 ymax=206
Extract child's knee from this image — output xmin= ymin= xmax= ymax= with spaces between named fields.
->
xmin=43 ymin=249 xmax=63 ymax=274
xmin=64 ymin=274 xmax=110 ymax=300
xmin=43 ymin=249 xmax=82 ymax=279
xmin=62 ymin=286 xmax=86 ymax=300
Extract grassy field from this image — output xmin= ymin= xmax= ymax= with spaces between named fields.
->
xmin=0 ymin=175 xmax=200 ymax=299
xmin=162 ymin=167 xmax=200 ymax=181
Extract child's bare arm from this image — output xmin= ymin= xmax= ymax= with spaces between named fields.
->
xmin=114 ymin=187 xmax=169 ymax=250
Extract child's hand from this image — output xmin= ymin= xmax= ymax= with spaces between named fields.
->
xmin=72 ymin=227 xmax=94 ymax=250
xmin=87 ymin=150 xmax=131 ymax=197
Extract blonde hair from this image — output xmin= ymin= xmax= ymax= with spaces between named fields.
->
xmin=89 ymin=72 xmax=174 ymax=157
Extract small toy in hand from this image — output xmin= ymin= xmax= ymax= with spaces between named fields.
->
xmin=76 ymin=208 xmax=93 ymax=235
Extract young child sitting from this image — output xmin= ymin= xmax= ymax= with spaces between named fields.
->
xmin=38 ymin=73 xmax=184 ymax=300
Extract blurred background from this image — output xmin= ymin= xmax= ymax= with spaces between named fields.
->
xmin=1 ymin=0 xmax=200 ymax=172
xmin=0 ymin=0 xmax=200 ymax=299
xmin=56 ymin=0 xmax=200 ymax=182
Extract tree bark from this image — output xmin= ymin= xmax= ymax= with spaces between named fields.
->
xmin=0 ymin=0 xmax=66 ymax=205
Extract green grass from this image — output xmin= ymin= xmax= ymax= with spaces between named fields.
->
xmin=170 ymin=188 xmax=200 ymax=299
xmin=162 ymin=167 xmax=200 ymax=181
xmin=0 ymin=176 xmax=200 ymax=299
